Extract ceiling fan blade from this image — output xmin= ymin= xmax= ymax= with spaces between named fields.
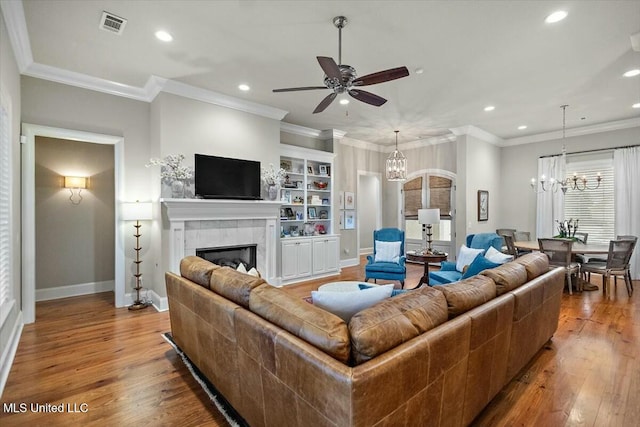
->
xmin=348 ymin=89 xmax=387 ymax=107
xmin=273 ymin=86 xmax=328 ymax=93
xmin=313 ymin=92 xmax=337 ymax=114
xmin=317 ymin=56 xmax=342 ymax=80
xmin=352 ymin=66 xmax=410 ymax=86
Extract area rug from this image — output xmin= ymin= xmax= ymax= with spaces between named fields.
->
xmin=162 ymin=333 xmax=249 ymax=427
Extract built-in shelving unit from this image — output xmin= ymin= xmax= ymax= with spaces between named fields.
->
xmin=279 ymin=144 xmax=339 ymax=283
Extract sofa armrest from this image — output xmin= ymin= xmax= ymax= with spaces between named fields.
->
xmin=441 ymin=261 xmax=457 ymax=271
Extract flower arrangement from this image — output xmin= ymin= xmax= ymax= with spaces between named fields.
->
xmin=261 ymin=163 xmax=287 ymax=186
xmin=555 ymin=218 xmax=579 ymax=239
xmin=146 ymin=154 xmax=193 ymax=183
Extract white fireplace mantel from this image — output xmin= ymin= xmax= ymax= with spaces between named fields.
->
xmin=161 ymin=198 xmax=281 ymax=282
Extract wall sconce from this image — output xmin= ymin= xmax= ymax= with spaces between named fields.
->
xmin=122 ymin=201 xmax=153 ymax=311
xmin=64 ymin=176 xmax=87 ymax=205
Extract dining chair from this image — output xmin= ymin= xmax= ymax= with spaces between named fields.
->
xmin=503 ymin=235 xmax=518 ymax=257
xmin=538 ymin=238 xmax=581 ymax=294
xmin=581 ymin=239 xmax=635 ymax=296
xmin=514 ymin=231 xmax=532 ymax=256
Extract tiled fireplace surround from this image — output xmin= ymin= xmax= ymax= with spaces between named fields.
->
xmin=162 ymin=199 xmax=281 ymax=284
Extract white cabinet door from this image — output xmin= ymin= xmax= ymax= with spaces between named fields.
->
xmin=281 ymin=240 xmax=299 ymax=280
xmin=325 ymin=237 xmax=339 ymax=272
xmin=297 ymin=240 xmax=312 ymax=278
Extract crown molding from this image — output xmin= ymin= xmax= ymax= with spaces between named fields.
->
xmin=280 ymin=122 xmax=322 ymax=138
xmin=1 ymin=0 xmax=33 ymax=72
xmin=320 ymin=129 xmax=347 ymax=140
xmin=450 ymin=125 xmax=504 ymax=146
xmin=338 ymin=137 xmax=385 ymax=152
xmin=504 ymin=117 xmax=640 ymax=146
xmin=161 ymin=79 xmax=287 ymax=120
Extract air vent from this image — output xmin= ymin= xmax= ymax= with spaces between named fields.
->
xmin=99 ymin=11 xmax=127 ymax=35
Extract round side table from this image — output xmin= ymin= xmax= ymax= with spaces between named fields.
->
xmin=406 ymin=252 xmax=448 ymax=287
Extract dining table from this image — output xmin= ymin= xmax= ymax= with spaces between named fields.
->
xmin=514 ymin=240 xmax=610 ymax=292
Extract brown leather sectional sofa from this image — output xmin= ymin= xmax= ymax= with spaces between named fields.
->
xmin=166 ymin=252 xmax=564 ymax=426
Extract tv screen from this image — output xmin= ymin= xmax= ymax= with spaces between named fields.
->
xmin=195 ymin=154 xmax=261 ymax=200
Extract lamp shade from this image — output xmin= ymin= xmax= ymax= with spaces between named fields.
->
xmin=122 ymin=201 xmax=153 ymax=221
xmin=64 ymin=176 xmax=87 ymax=189
xmin=418 ymin=208 xmax=440 ymax=225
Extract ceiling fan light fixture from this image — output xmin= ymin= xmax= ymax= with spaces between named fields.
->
xmin=339 ymin=98 xmax=349 ymax=105
xmin=386 ymin=130 xmax=407 ymax=182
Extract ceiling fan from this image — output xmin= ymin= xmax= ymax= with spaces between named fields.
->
xmin=273 ymin=16 xmax=410 ymax=114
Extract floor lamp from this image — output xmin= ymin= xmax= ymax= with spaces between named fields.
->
xmin=418 ymin=208 xmax=440 ymax=254
xmin=122 ymin=201 xmax=153 ymax=311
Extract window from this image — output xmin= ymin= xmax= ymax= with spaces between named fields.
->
xmin=403 ymin=174 xmax=453 ymax=242
xmin=564 ymin=157 xmax=614 ymax=244
xmin=0 ymin=92 xmax=12 ymax=317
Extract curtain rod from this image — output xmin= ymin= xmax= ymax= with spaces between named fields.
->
xmin=539 ymin=144 xmax=640 ymax=159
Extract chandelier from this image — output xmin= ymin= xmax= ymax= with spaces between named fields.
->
xmin=530 ymin=105 xmax=602 ymax=194
xmin=386 ymin=130 xmax=407 ymax=181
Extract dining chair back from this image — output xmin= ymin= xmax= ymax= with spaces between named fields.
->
xmin=538 ymin=238 xmax=580 ymax=294
xmin=514 ymin=231 xmax=531 ymax=241
xmin=496 ymin=228 xmax=516 ymax=238
xmin=581 ymin=239 xmax=635 ymax=296
xmin=574 ymin=232 xmax=588 ymax=244
xmin=503 ymin=235 xmax=518 ymax=257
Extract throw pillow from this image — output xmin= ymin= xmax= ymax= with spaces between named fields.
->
xmin=374 ymin=240 xmax=401 ymax=263
xmin=485 ymin=246 xmax=514 ymax=264
xmin=461 ymin=254 xmax=501 ymax=279
xmin=312 ymin=284 xmax=394 ymax=321
xmin=236 ymin=263 xmax=260 ymax=277
xmin=456 ymin=245 xmax=484 ymax=273
xmin=359 ymin=283 xmax=408 ymax=297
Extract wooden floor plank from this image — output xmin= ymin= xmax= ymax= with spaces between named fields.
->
xmin=1 ymin=261 xmax=638 ymax=426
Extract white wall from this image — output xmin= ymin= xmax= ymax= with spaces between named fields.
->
xmin=358 ymin=174 xmax=379 ymax=252
xmin=500 ymin=126 xmax=640 ymax=238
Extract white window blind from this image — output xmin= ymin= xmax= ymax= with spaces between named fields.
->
xmin=0 ymin=95 xmax=12 ymax=311
xmin=564 ymin=157 xmax=614 ymax=244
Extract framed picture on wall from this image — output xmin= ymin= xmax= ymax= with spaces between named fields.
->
xmin=345 ymin=210 xmax=356 ymax=229
xmin=345 ymin=192 xmax=355 ymax=210
xmin=478 ymin=190 xmax=489 ymax=221
xmin=339 ymin=211 xmax=345 ymax=230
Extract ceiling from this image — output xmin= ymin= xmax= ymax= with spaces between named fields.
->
xmin=12 ymin=0 xmax=640 ymax=145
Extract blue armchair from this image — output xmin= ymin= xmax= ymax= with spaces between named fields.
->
xmin=365 ymin=228 xmax=407 ymax=288
xmin=429 ymin=233 xmax=503 ymax=286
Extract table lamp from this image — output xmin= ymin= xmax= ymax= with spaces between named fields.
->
xmin=122 ymin=201 xmax=153 ymax=310
xmin=418 ymin=208 xmax=440 ymax=253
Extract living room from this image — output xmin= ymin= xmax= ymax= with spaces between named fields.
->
xmin=1 ymin=1 xmax=639 ymax=425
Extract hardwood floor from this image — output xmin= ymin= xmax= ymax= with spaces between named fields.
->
xmin=1 ymin=260 xmax=638 ymax=426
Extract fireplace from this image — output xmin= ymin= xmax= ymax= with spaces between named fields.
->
xmin=196 ymin=244 xmax=257 ymax=270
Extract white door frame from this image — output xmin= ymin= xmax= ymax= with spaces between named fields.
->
xmin=21 ymin=124 xmax=125 ymax=324
xmin=356 ymin=170 xmax=382 ymax=256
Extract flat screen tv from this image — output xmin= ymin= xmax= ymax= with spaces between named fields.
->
xmin=195 ymin=154 xmax=261 ymax=200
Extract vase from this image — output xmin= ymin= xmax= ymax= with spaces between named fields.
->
xmin=171 ymin=179 xmax=185 ymax=198
xmin=267 ymin=184 xmax=278 ymax=201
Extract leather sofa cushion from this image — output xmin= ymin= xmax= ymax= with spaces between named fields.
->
xmin=438 ymin=275 xmax=497 ymax=318
xmin=481 ymin=262 xmax=528 ymax=296
xmin=349 ymin=286 xmax=448 ymax=365
xmin=513 ymin=252 xmax=549 ymax=281
xmin=180 ymin=256 xmax=219 ymax=288
xmin=249 ymin=284 xmax=351 ymax=364
xmin=210 ymin=267 xmax=266 ymax=308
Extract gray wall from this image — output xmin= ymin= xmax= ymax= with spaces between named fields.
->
xmin=0 ymin=9 xmax=23 ymax=385
xmin=35 ymin=137 xmax=114 ymax=290
xmin=500 ymin=126 xmax=640 ymax=239
xmin=358 ymin=174 xmax=379 ymax=252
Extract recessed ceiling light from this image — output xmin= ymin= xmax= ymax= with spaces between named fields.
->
xmin=623 ymin=69 xmax=640 ymax=77
xmin=484 ymin=105 xmax=495 ymax=112
xmin=415 ymin=68 xmax=424 ymax=74
xmin=545 ymin=10 xmax=568 ymax=24
xmin=155 ymin=30 xmax=173 ymax=42
xmin=238 ymin=84 xmax=250 ymax=91
xmin=339 ymin=99 xmax=349 ymax=105
xmin=518 ymin=125 xmax=527 ymax=130
xmin=633 ymin=103 xmax=640 ymax=109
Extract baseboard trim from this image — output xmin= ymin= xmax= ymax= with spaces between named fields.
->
xmin=36 ymin=280 xmax=114 ymax=301
xmin=340 ymin=258 xmax=360 ymax=268
xmin=359 ymin=247 xmax=373 ymax=255
xmin=0 ymin=310 xmax=23 ymax=397
xmin=123 ymin=290 xmax=168 ymax=312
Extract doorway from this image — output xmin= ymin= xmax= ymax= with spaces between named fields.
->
xmin=22 ymin=124 xmax=124 ymax=324
xmin=357 ymin=171 xmax=382 ymax=255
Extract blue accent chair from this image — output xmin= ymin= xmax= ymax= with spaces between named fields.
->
xmin=429 ymin=233 xmax=503 ymax=286
xmin=365 ymin=228 xmax=406 ymax=288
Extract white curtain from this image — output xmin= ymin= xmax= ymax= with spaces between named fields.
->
xmin=536 ymin=155 xmax=566 ymax=239
xmin=614 ymin=147 xmax=640 ymax=279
